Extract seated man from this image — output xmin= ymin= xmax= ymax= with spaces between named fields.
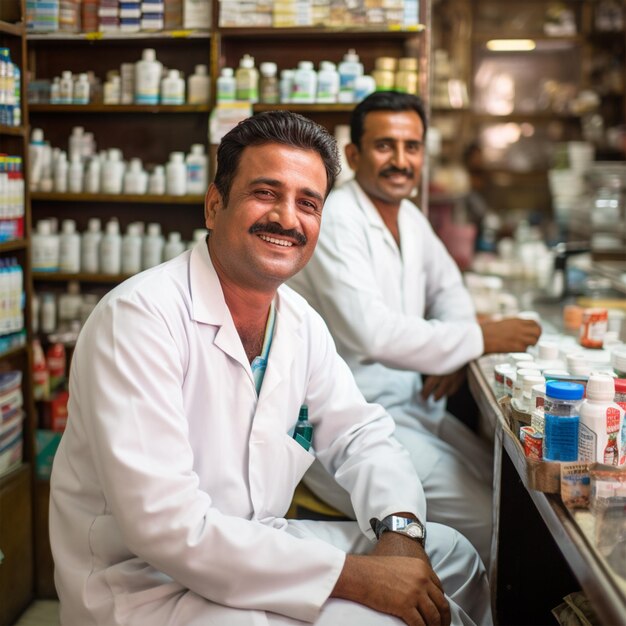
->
xmin=289 ymin=92 xmax=541 ymax=567
xmin=50 ymin=111 xmax=492 ymax=626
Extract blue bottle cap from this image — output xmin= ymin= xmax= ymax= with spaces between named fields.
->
xmin=546 ymin=381 xmax=585 ymax=400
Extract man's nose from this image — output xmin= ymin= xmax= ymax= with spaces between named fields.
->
xmin=268 ymin=199 xmax=299 ymax=229
xmin=391 ymin=146 xmax=409 ymax=169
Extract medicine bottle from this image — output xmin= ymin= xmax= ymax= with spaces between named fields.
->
xmin=121 ymin=223 xmax=142 ymax=275
xmin=354 ymin=75 xmax=376 ymax=102
xmin=81 ymin=217 xmax=102 ymax=273
xmin=292 ymin=61 xmax=317 ymax=103
xmin=161 ymin=69 xmax=185 ymax=105
xmin=142 ymin=222 xmax=164 ymax=269
xmin=612 ymin=347 xmax=626 ymax=379
xmin=395 ymin=57 xmax=419 ymax=95
xmin=187 ymin=64 xmax=210 ymax=104
xmin=338 ymin=49 xmax=363 ymax=103
xmin=59 ymin=219 xmax=81 ymax=273
xmin=259 ymin=62 xmax=279 ymax=104
xmin=100 ymin=219 xmax=122 ymax=275
xmin=185 ymin=144 xmax=207 ymax=195
xmin=579 ymin=374 xmax=624 ymax=466
xmin=59 ymin=70 xmax=74 ymax=104
xmin=135 ymin=48 xmax=162 ymax=105
xmin=316 ymin=61 xmax=339 ymax=103
xmin=73 ymin=73 xmax=90 ymax=104
xmin=372 ymin=57 xmax=396 ymax=91
xmin=217 ymin=68 xmax=236 ymax=103
xmin=148 ymin=165 xmax=166 ymax=195
xmin=235 ymin=54 xmax=259 ymax=103
xmin=32 ymin=219 xmax=60 ymax=272
xmin=543 ymin=381 xmax=584 ymax=461
xmin=164 ymin=231 xmax=185 ymax=261
xmin=166 ymin=152 xmax=187 ymax=196
xmin=279 ymin=69 xmax=295 ymax=104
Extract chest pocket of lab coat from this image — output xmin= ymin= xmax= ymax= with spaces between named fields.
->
xmin=259 ymin=434 xmax=315 ymax=519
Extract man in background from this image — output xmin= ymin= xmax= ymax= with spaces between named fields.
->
xmin=289 ymin=92 xmax=541 ymax=567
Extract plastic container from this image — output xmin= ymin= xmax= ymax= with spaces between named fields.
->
xmin=217 ymin=67 xmax=236 ymax=103
xmin=338 ymin=49 xmax=364 ymax=103
xmin=121 ymin=223 xmax=143 ymax=275
xmin=395 ymin=57 xmax=419 ymax=95
xmin=235 ymin=54 xmax=259 ymax=103
xmin=186 ymin=144 xmax=207 ymax=195
xmin=316 ymin=61 xmax=339 ymax=103
xmin=100 ymin=219 xmax=122 ymax=275
xmin=508 ymin=352 xmax=534 ymax=368
xmin=543 ymin=381 xmax=585 ymax=461
xmin=59 ymin=70 xmax=73 ymax=104
xmin=148 ymin=165 xmax=166 ymax=195
xmin=54 ymin=151 xmax=68 ymax=193
xmin=142 ymin=222 xmax=164 ymax=269
xmin=32 ymin=220 xmax=60 ymax=272
xmin=372 ymin=56 xmax=397 ymax=91
xmin=259 ymin=62 xmax=279 ymax=104
xmin=135 ymin=48 xmax=162 ymax=105
xmin=81 ymin=217 xmax=102 ymax=273
xmin=279 ymin=69 xmax=295 ymax=104
xmin=29 ymin=128 xmax=46 ymax=191
xmin=292 ymin=61 xmax=317 ymax=103
xmin=59 ymin=219 xmax=81 ymax=273
xmin=73 ymin=72 xmax=90 ymax=104
xmin=615 ymin=378 xmax=626 ymax=411
xmin=612 ymin=347 xmax=626 ymax=378
xmin=354 ymin=75 xmax=376 ymax=102
xmin=163 ymin=231 xmax=185 ymax=261
xmin=161 ymin=69 xmax=185 ymax=105
xmin=579 ymin=374 xmax=624 ymax=466
xmin=166 ymin=152 xmax=187 ymax=196
xmin=101 ymin=149 xmax=124 ymax=195
xmin=187 ymin=64 xmax=210 ymax=104
xmin=580 ymin=308 xmax=608 ymax=349
xmin=123 ymin=158 xmax=148 ymax=195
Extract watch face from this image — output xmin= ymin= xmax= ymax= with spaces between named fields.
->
xmin=404 ymin=523 xmax=424 ymax=539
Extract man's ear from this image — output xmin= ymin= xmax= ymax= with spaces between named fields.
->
xmin=205 ymin=183 xmax=223 ymax=230
xmin=344 ymin=143 xmax=360 ymax=172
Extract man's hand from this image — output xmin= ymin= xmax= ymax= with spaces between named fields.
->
xmin=421 ymin=367 xmax=467 ymax=402
xmin=480 ymin=318 xmax=541 ymax=355
xmin=331 ymin=551 xmax=451 ymax=626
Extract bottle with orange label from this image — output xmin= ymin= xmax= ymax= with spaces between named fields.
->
xmin=579 ymin=307 xmax=608 ymax=348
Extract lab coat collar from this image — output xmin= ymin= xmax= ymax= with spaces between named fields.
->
xmin=188 ymin=239 xmax=304 ymax=389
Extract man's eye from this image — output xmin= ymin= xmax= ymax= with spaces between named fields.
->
xmin=255 ymin=189 xmax=274 ymax=198
xmin=299 ymin=200 xmax=320 ymax=213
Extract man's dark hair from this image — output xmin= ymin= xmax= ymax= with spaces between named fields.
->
xmin=350 ymin=91 xmax=428 ymax=147
xmin=214 ymin=110 xmax=340 ymax=205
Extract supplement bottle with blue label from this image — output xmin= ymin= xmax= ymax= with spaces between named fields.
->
xmin=543 ymin=381 xmax=585 ymax=461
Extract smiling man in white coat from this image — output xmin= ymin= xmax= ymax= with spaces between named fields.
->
xmin=288 ymin=92 xmax=542 ymax=568
xmin=50 ymin=111 xmax=491 ymax=626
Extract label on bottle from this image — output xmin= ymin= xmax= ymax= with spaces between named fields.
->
xmin=544 ymin=412 xmax=579 ymax=461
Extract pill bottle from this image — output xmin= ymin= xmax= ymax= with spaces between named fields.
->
xmin=612 ymin=347 xmax=626 ymax=379
xmin=59 ymin=219 xmax=81 ymax=273
xmin=135 ymin=48 xmax=162 ymax=105
xmin=316 ymin=61 xmax=339 ymax=103
xmin=372 ymin=56 xmax=396 ymax=91
xmin=579 ymin=374 xmax=624 ymax=466
xmin=259 ymin=62 xmax=279 ymax=104
xmin=81 ymin=217 xmax=102 ymax=273
xmin=543 ymin=381 xmax=584 ymax=461
xmin=292 ymin=60 xmax=317 ymax=104
xmin=279 ymin=69 xmax=295 ymax=103
xmin=187 ymin=64 xmax=210 ymax=104
xmin=508 ymin=352 xmax=534 ymax=368
xmin=100 ymin=219 xmax=122 ymax=275
xmin=395 ymin=57 xmax=419 ymax=94
xmin=338 ymin=49 xmax=363 ymax=103
xmin=235 ymin=54 xmax=259 ymax=103
xmin=579 ymin=307 xmax=608 ymax=349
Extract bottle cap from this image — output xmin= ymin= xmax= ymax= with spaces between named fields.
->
xmin=546 ymin=381 xmax=585 ymax=400
xmin=221 ymin=67 xmax=234 ymax=77
xmin=298 ymin=405 xmax=309 ymax=420
xmin=343 ymin=49 xmax=359 ymax=62
xmin=142 ymin=48 xmax=156 ymax=61
xmin=169 ymin=232 xmax=181 ymax=242
xmin=260 ymin=62 xmax=277 ymax=75
xmin=298 ymin=60 xmax=314 ymax=71
xmin=585 ymin=374 xmax=615 ymax=401
xmin=614 ymin=378 xmax=626 ymax=394
xmin=538 ymin=341 xmax=559 ymax=361
xmin=147 ymin=222 xmax=161 ymax=236
xmin=62 ymin=219 xmax=76 ymax=233
xmin=319 ymin=61 xmax=337 ymax=71
xmin=195 ymin=64 xmax=208 ymax=75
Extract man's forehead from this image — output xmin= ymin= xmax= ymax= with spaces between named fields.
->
xmin=363 ymin=110 xmax=424 ymax=137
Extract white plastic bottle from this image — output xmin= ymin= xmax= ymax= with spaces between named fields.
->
xmin=101 ymin=149 xmax=124 ymax=194
xmin=121 ymin=222 xmax=143 ymax=275
xmin=54 ymin=151 xmax=69 ymax=193
xmin=59 ymin=219 xmax=81 ymax=273
xmin=160 ymin=69 xmax=185 ymax=105
xmin=142 ymin=222 xmax=164 ymax=269
xmin=163 ymin=231 xmax=185 ymax=261
xmin=216 ymin=67 xmax=236 ymax=103
xmin=235 ymin=54 xmax=259 ymax=103
xmin=134 ymin=48 xmax=162 ymax=105
xmin=50 ymin=77 xmax=61 ymax=104
xmin=81 ymin=217 xmax=102 ymax=273
xmin=291 ymin=60 xmax=317 ymax=104
xmin=186 ymin=144 xmax=207 ymax=195
xmin=84 ymin=156 xmax=101 ymax=194
xmin=29 ymin=128 xmax=46 ymax=191
xmin=59 ymin=70 xmax=74 ymax=104
xmin=100 ymin=219 xmax=122 ymax=275
xmin=166 ymin=152 xmax=187 ymax=195
xmin=68 ymin=126 xmax=84 ymax=162
xmin=279 ymin=69 xmax=295 ymax=104
xmin=68 ymin=154 xmax=83 ymax=193
xmin=187 ymin=64 xmax=210 ymax=104
xmin=579 ymin=374 xmax=625 ymax=466
xmin=32 ymin=219 xmax=60 ymax=272
xmin=316 ymin=61 xmax=340 ymax=103
xmin=148 ymin=165 xmax=166 ymax=195
xmin=338 ymin=49 xmax=364 ymax=103
xmin=354 ymin=74 xmax=377 ymax=102
xmin=187 ymin=228 xmax=208 ymax=250
xmin=73 ymin=72 xmax=90 ymax=104
xmin=123 ymin=158 xmax=148 ymax=194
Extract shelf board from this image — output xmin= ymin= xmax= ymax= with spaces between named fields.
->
xmin=0 ymin=124 xmax=26 ymax=137
xmin=473 ymin=33 xmax=583 ymax=44
xmin=0 ymin=343 xmax=27 ymax=360
xmin=29 ymin=103 xmax=211 ymax=113
xmin=27 ymin=29 xmax=210 ymax=41
xmin=253 ymin=103 xmax=355 ymax=113
xmin=0 ymin=20 xmax=24 ymax=37
xmin=0 ymin=239 xmax=28 ymax=253
xmin=33 ymin=272 xmax=131 ymax=283
xmin=218 ymin=25 xmax=424 ymax=38
xmin=31 ymin=192 xmax=205 ymax=204
xmin=472 ymin=112 xmax=579 ymax=123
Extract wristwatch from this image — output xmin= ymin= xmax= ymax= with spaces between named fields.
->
xmin=370 ymin=514 xmax=427 ymax=546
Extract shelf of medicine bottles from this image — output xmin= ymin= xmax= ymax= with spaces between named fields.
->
xmin=471 ymin=112 xmax=579 ymax=122
xmin=29 ymin=104 xmax=211 ymax=114
xmin=33 ymin=271 xmax=131 ymax=283
xmin=0 ymin=124 xmax=26 ymax=137
xmin=217 ymin=26 xmax=424 ymax=38
xmin=253 ymin=103 xmax=355 ymax=113
xmin=472 ymin=33 xmax=583 ymax=44
xmin=30 ymin=192 xmax=205 ymax=204
xmin=0 ymin=239 xmax=28 ymax=254
xmin=0 ymin=20 xmax=24 ymax=37
xmin=27 ymin=29 xmax=210 ymax=41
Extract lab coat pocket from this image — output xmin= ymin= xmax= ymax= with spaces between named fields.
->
xmin=261 ymin=434 xmax=316 ymax=518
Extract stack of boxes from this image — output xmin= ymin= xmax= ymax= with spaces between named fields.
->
xmin=119 ymin=0 xmax=141 ymax=32
xmin=141 ymin=0 xmax=165 ymax=30
xmin=26 ymin=0 xmax=60 ymax=32
xmin=98 ymin=0 xmax=120 ymax=31
xmin=0 ymin=371 xmax=24 ymax=478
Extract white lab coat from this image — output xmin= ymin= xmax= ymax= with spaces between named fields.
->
xmin=288 ymin=180 xmax=494 ymax=566
xmin=289 ymin=179 xmax=484 ymax=434
xmin=49 ymin=241 xmax=428 ymax=626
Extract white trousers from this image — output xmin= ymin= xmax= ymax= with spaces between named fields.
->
xmin=137 ymin=521 xmax=492 ymax=626
xmin=304 ymin=408 xmax=494 ymax=568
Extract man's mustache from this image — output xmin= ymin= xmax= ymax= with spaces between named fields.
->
xmin=380 ymin=166 xmax=414 ymax=178
xmin=249 ymin=222 xmax=307 ymax=246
